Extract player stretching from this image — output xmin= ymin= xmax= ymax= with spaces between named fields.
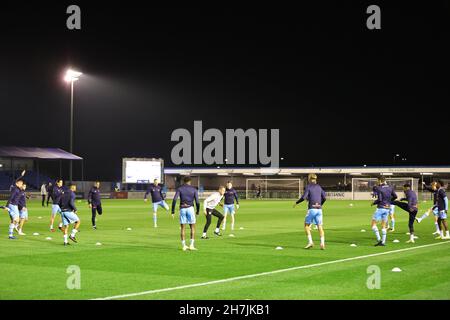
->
xmin=50 ymin=179 xmax=64 ymax=232
xmin=172 ymin=176 xmax=200 ymax=251
xmin=2 ymin=175 xmax=26 ymax=239
xmin=17 ymin=182 xmax=30 ymax=236
xmin=222 ymin=181 xmax=239 ymax=231
xmin=416 ymin=181 xmax=441 ymax=235
xmin=202 ymin=186 xmax=226 ymax=239
xmin=144 ymin=178 xmax=169 ymax=228
xmin=59 ymin=184 xmax=81 ymax=246
xmin=388 ymin=184 xmax=397 ymax=232
xmin=88 ymin=181 xmax=103 ymax=230
xmin=293 ymin=173 xmax=326 ymax=250
xmin=391 ymin=183 xmax=418 ymax=243
xmin=434 ymin=180 xmax=449 ymax=240
xmin=371 ymin=177 xmax=397 ymax=246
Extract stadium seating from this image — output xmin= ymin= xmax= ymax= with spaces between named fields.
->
xmin=0 ymin=170 xmax=51 ymax=191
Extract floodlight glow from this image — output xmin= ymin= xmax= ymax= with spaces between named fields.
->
xmin=64 ymin=69 xmax=82 ymax=82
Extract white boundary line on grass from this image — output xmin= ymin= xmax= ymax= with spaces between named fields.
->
xmin=92 ymin=241 xmax=450 ymax=300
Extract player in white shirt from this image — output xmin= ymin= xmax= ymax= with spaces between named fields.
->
xmin=202 ymin=186 xmax=226 ymax=239
xmin=40 ymin=183 xmax=47 ymax=207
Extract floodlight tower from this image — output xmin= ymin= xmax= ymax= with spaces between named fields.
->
xmin=64 ymin=69 xmax=82 ymax=182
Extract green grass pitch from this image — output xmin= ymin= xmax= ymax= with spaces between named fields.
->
xmin=1 ymin=199 xmax=450 ymax=300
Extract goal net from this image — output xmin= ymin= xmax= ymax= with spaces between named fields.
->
xmin=352 ymin=177 xmax=419 ymax=200
xmin=245 ymin=178 xmax=303 ymax=199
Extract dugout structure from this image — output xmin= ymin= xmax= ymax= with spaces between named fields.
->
xmin=0 ymin=146 xmax=83 ymax=191
xmin=245 ymin=178 xmax=303 ymax=199
xmin=351 ymin=177 xmax=419 ymax=200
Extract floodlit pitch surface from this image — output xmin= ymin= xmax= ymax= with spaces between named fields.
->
xmin=1 ymin=199 xmax=450 ymax=300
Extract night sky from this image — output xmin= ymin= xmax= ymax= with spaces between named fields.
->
xmin=2 ymin=2 xmax=450 ymax=180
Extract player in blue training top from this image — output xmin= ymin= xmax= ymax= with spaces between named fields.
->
xmin=372 ymin=178 xmax=396 ymax=232
xmin=172 ymin=176 xmax=200 ymax=251
xmin=434 ymin=180 xmax=449 ymax=240
xmin=144 ymin=178 xmax=169 ymax=228
xmin=17 ymin=182 xmax=30 ymax=236
xmin=416 ymin=181 xmax=442 ymax=236
xmin=59 ymin=184 xmax=81 ymax=246
xmin=392 ymin=183 xmax=419 ymax=243
xmin=370 ymin=176 xmax=397 ymax=247
xmin=1 ymin=171 xmax=26 ymax=239
xmin=88 ymin=181 xmax=103 ymax=230
xmin=221 ymin=181 xmax=240 ymax=231
xmin=293 ymin=173 xmax=327 ymax=250
xmin=49 ymin=178 xmax=64 ymax=232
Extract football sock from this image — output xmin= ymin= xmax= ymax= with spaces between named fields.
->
xmin=190 ymin=239 xmax=194 ymax=247
xmin=435 ymin=222 xmax=441 ymax=233
xmin=372 ymin=226 xmax=381 ymax=241
xmin=153 ymin=213 xmax=157 ymax=225
xmin=320 ymin=236 xmax=325 ymax=245
xmin=381 ymin=228 xmax=387 ymax=244
xmin=390 ymin=219 xmax=395 ymax=229
xmin=9 ymin=223 xmax=14 ymax=236
xmin=70 ymin=229 xmax=78 ymax=238
xmin=419 ymin=211 xmax=429 ymax=221
xmin=446 ymin=231 xmax=450 ymax=238
xmin=215 ymin=227 xmax=219 ymax=233
xmin=181 ymin=240 xmax=186 ymax=247
xmin=64 ymin=234 xmax=68 ymax=243
xmin=307 ymin=234 xmax=313 ymax=244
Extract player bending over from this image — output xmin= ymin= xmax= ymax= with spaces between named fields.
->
xmin=391 ymin=183 xmax=418 ymax=243
xmin=59 ymin=184 xmax=81 ymax=246
xmin=2 ymin=174 xmax=26 ymax=239
xmin=17 ymin=182 xmax=30 ymax=236
xmin=416 ymin=181 xmax=441 ymax=235
xmin=172 ymin=176 xmax=200 ymax=251
xmin=222 ymin=181 xmax=239 ymax=231
xmin=144 ymin=178 xmax=169 ymax=228
xmin=88 ymin=181 xmax=103 ymax=230
xmin=293 ymin=173 xmax=326 ymax=250
xmin=50 ymin=179 xmax=64 ymax=232
xmin=202 ymin=186 xmax=226 ymax=239
xmin=370 ymin=177 xmax=397 ymax=247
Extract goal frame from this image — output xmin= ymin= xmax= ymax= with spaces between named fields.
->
xmin=245 ymin=178 xmax=303 ymax=200
xmin=351 ymin=177 xmax=418 ymax=200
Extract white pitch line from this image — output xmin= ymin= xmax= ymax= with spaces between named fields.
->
xmin=93 ymin=241 xmax=450 ymax=300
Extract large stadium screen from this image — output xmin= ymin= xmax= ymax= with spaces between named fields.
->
xmin=122 ymin=158 xmax=164 ymax=184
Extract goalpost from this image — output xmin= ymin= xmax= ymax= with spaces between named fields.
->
xmin=245 ymin=178 xmax=303 ymax=199
xmin=351 ymin=177 xmax=419 ymax=200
